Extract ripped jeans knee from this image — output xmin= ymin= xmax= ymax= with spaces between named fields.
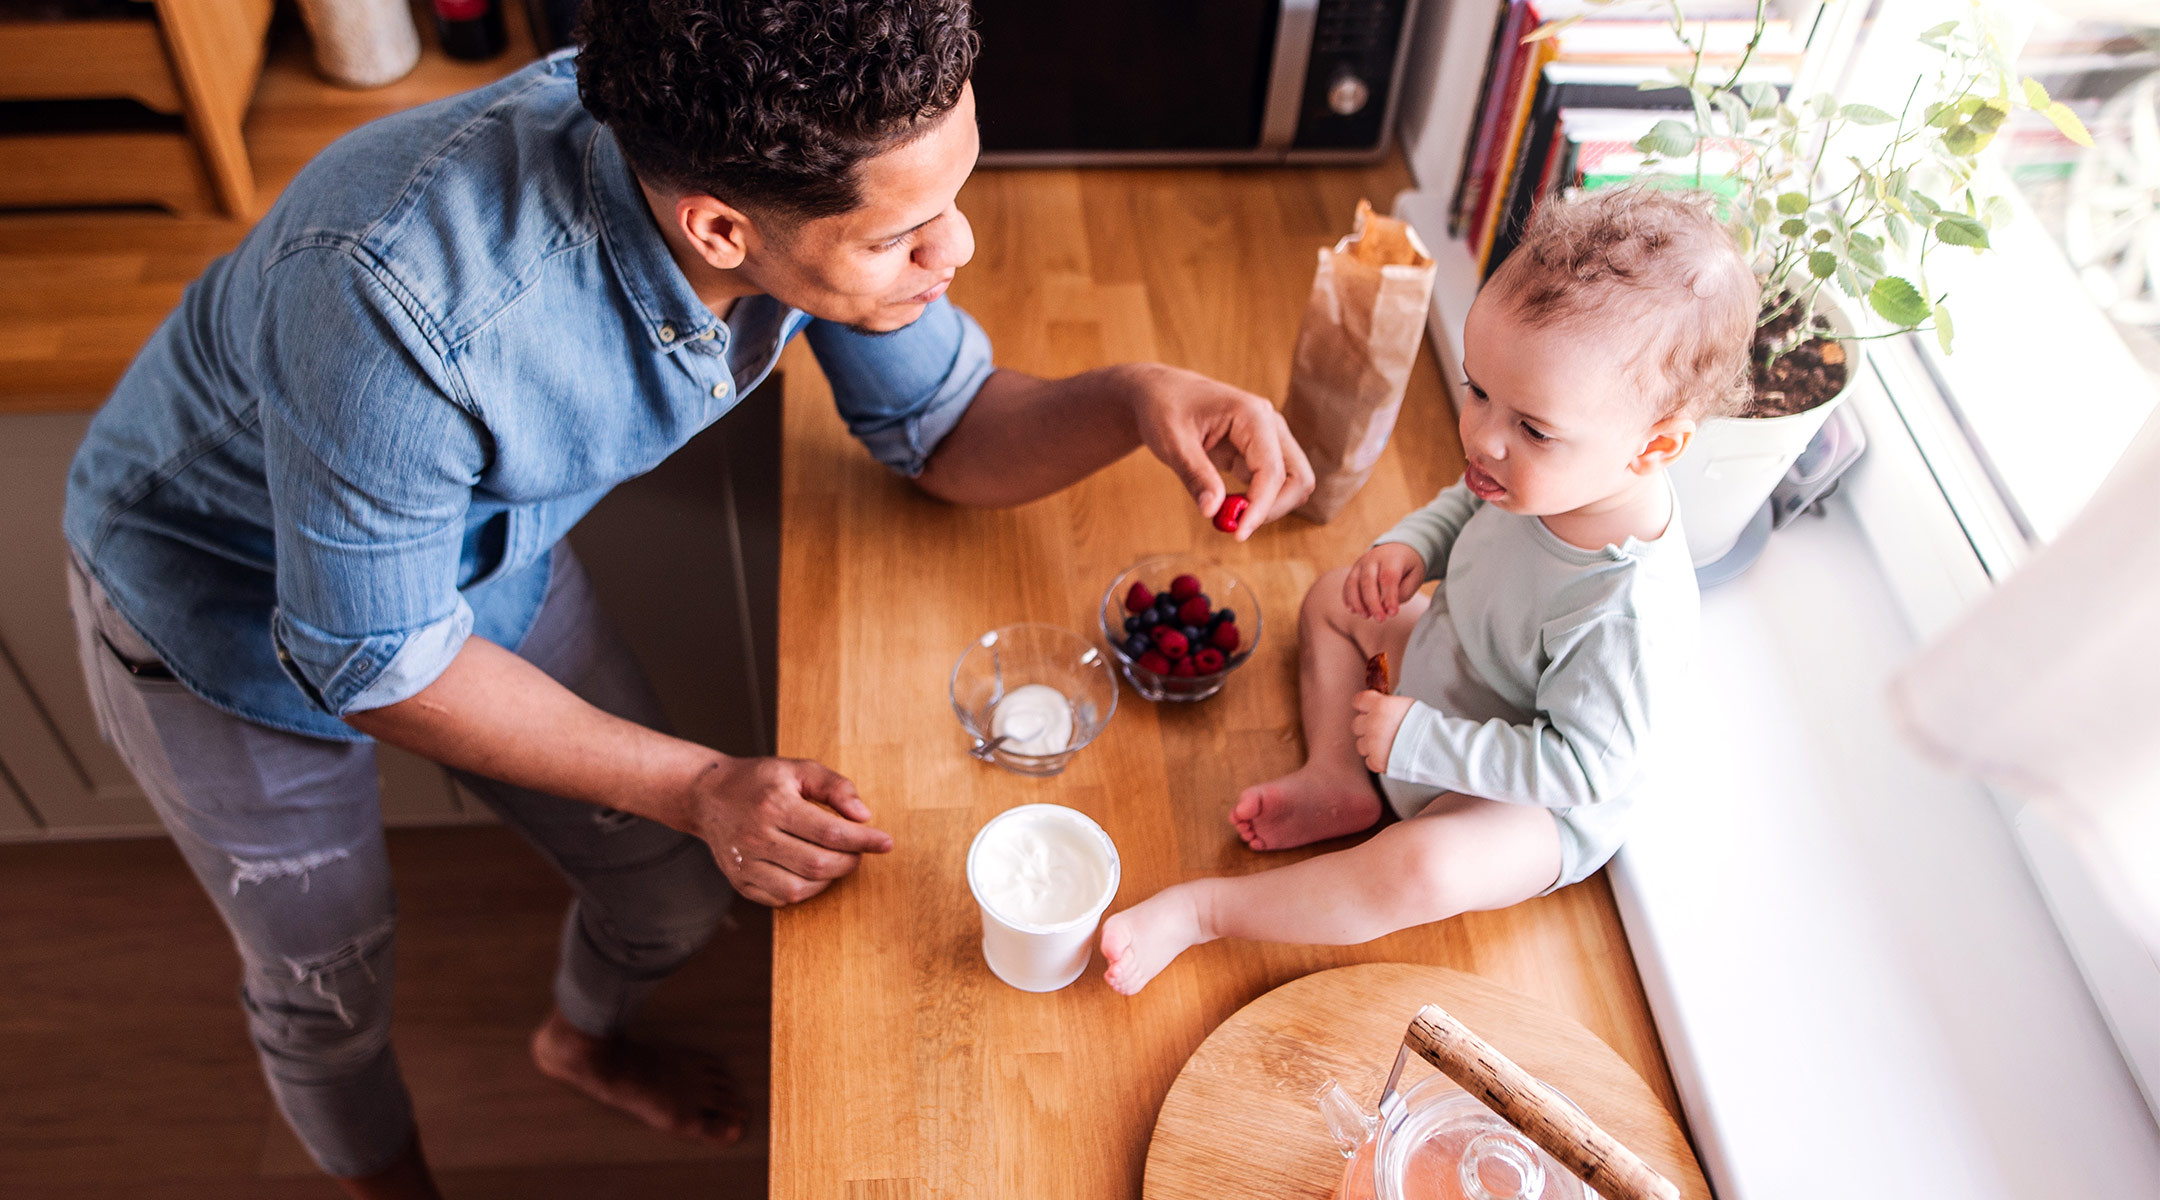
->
xmin=240 ymin=915 xmax=398 ymax=1084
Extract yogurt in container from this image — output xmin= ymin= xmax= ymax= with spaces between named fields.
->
xmin=965 ymin=804 xmax=1121 ymax=991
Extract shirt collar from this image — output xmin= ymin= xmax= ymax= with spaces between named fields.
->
xmin=586 ymin=125 xmax=724 ymax=354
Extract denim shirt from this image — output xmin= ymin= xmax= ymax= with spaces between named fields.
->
xmin=64 ymin=52 xmax=993 ymax=742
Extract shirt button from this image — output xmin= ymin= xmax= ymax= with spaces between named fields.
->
xmin=658 ymin=324 xmax=677 ymax=342
xmin=711 ymin=382 xmax=727 ymax=398
xmin=354 ymin=656 xmax=375 ymax=671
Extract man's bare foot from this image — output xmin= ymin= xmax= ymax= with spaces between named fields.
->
xmin=1100 ymin=884 xmax=1210 ymax=996
xmin=1231 ymin=763 xmax=1383 ymax=851
xmin=529 ymin=1009 xmax=747 ymax=1146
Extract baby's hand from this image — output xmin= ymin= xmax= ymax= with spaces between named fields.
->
xmin=1351 ymin=691 xmax=1415 ymax=775
xmin=1342 ymin=543 xmax=1426 ymax=620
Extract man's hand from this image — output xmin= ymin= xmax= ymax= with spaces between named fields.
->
xmin=1127 ymin=363 xmax=1316 ymax=540
xmin=681 ymin=756 xmax=894 ymax=907
xmin=1351 ymin=690 xmax=1416 ymax=775
xmin=1343 ymin=543 xmax=1427 ymax=619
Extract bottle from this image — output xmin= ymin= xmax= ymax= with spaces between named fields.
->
xmin=431 ymin=0 xmax=506 ymax=61
xmin=527 ymin=0 xmax=583 ymax=53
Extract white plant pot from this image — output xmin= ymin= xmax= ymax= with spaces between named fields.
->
xmin=1670 ymin=291 xmax=1863 ymax=566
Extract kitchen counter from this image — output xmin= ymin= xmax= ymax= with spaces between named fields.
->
xmin=765 ymin=164 xmax=1702 ymax=1198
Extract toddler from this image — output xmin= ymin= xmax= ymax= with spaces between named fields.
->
xmin=1100 ymin=188 xmax=1756 ymax=994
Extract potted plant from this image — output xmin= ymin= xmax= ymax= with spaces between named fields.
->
xmin=1550 ymin=0 xmax=2094 ymax=564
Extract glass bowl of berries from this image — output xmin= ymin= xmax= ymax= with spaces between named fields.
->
xmin=1099 ymin=554 xmax=1262 ymax=703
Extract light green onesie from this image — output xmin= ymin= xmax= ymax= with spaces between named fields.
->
xmin=1371 ymin=480 xmax=1698 ymax=890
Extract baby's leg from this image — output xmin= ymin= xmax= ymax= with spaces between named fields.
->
xmin=1233 ymin=566 xmax=1427 ymax=851
xmin=1104 ymin=793 xmax=1559 ymax=995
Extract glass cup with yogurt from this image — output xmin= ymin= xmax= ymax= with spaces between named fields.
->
xmin=965 ymin=804 xmax=1122 ymax=992
xmin=949 ymin=624 xmax=1119 ymax=776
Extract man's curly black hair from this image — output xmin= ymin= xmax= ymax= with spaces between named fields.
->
xmin=578 ymin=0 xmax=978 ymax=222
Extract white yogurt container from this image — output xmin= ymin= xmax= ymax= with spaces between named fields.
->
xmin=965 ymin=804 xmax=1121 ymax=992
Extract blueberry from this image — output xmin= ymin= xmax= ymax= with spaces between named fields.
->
xmin=1182 ymin=625 xmax=1204 ymax=644
xmin=1123 ymin=633 xmax=1151 ymax=658
xmin=1211 ymin=607 xmax=1235 ymax=628
xmin=1123 ymin=615 xmax=1144 ymax=634
xmin=1154 ymin=597 xmax=1179 ymax=621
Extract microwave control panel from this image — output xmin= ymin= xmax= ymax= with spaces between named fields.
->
xmin=1295 ymin=0 xmax=1415 ymax=151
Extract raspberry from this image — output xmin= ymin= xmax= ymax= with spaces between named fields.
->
xmin=1125 ymin=581 xmax=1155 ymax=613
xmin=1213 ymin=494 xmax=1251 ymax=534
xmin=1192 ymin=646 xmax=1227 ymax=673
xmin=1151 ymin=627 xmax=1189 ymax=659
xmin=1170 ymin=656 xmax=1199 ymax=677
xmin=1177 ymin=596 xmax=1212 ymax=626
xmin=1136 ymin=650 xmax=1172 ymax=675
xmin=1210 ymin=622 xmax=1240 ymax=652
xmin=1169 ymin=574 xmax=1203 ymax=602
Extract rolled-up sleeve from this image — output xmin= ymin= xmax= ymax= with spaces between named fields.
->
xmin=255 ymin=245 xmax=486 ymax=717
xmin=804 ymin=295 xmax=994 ymax=477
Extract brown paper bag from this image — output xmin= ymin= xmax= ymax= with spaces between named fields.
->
xmin=1283 ymin=199 xmax=1437 ymax=523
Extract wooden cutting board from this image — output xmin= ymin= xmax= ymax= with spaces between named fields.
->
xmin=1142 ymin=963 xmax=1711 ymax=1200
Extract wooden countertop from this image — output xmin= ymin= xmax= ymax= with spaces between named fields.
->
xmin=770 ymin=163 xmax=1693 ymax=1197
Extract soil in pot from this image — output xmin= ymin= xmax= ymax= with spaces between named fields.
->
xmin=1747 ymin=290 xmax=1849 ymax=418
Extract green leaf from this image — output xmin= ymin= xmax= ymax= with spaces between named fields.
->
xmin=1925 ymin=101 xmax=1955 ymax=128
xmin=1809 ymin=250 xmax=1838 ymax=279
xmin=1635 ymin=119 xmax=1699 ymax=158
xmin=1969 ymin=101 xmax=2008 ymax=133
xmin=2044 ymin=101 xmax=2095 ymax=147
xmin=2022 ymin=77 xmax=2051 ymax=108
xmin=1776 ymin=191 xmax=1810 ymax=215
xmin=1740 ymin=82 xmax=1780 ymax=119
xmin=1933 ymin=302 xmax=1956 ymax=354
xmin=1943 ymin=125 xmax=1979 ymax=155
xmin=1752 ymin=196 xmax=1775 ymax=224
xmin=1715 ymin=91 xmax=1753 ymax=133
xmin=1809 ymin=92 xmax=1838 ymax=121
xmin=1840 ymin=103 xmax=1897 ymax=125
xmin=1870 ymin=276 xmax=1930 ymax=326
xmin=1886 ymin=215 xmax=1911 ymax=254
xmin=1982 ymin=195 xmax=2014 ymax=229
xmin=1917 ymin=19 xmax=1960 ymax=44
xmin=1836 ymin=264 xmax=1864 ymax=298
xmin=1780 ymin=218 xmax=1808 ymax=237
xmin=1813 ymin=228 xmax=1835 ymax=244
xmin=1910 ymin=190 xmax=1944 ymax=217
xmin=1934 ymin=213 xmax=1990 ymax=248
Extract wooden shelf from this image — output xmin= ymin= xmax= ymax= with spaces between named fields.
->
xmin=0 ymin=0 xmax=276 ymax=217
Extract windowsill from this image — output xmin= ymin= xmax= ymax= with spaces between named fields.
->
xmin=1609 ymin=487 xmax=2160 ymax=1196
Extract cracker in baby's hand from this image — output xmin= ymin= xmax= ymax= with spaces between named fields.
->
xmin=1365 ymin=652 xmax=1391 ymax=694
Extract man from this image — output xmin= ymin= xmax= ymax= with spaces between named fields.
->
xmin=63 ymin=1 xmax=1313 ymax=1196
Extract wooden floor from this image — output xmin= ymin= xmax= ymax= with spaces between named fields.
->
xmin=0 ymin=829 xmax=772 ymax=1198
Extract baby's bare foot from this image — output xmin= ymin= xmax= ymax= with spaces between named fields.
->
xmin=529 ymin=1010 xmax=747 ymax=1146
xmin=1231 ymin=764 xmax=1383 ymax=851
xmin=1100 ymin=886 xmax=1208 ymax=996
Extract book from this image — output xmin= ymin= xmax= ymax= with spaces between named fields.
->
xmin=1451 ymin=0 xmax=1537 ymax=238
xmin=1481 ymin=60 xmax=1794 ymax=276
xmin=1473 ymin=23 xmax=1559 ymax=267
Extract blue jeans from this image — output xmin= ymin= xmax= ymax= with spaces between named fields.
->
xmin=68 ymin=548 xmax=735 ymax=1178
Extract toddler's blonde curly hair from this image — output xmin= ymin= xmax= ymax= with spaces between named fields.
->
xmin=1483 ymin=187 xmax=1757 ymax=420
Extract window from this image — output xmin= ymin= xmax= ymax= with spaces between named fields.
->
xmin=1827 ymin=0 xmax=2159 ymax=547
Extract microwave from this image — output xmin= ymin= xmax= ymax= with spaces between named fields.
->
xmin=970 ymin=0 xmax=1423 ymax=164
